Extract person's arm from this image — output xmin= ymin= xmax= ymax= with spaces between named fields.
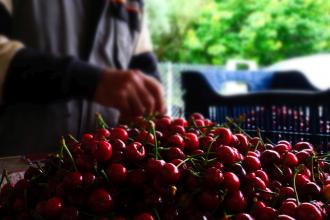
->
xmin=129 ymin=18 xmax=161 ymax=81
xmin=3 ymin=45 xmax=102 ymax=104
xmin=0 ymin=1 xmax=102 ymax=104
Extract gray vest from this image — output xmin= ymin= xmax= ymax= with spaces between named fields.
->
xmin=0 ymin=0 xmax=140 ymax=155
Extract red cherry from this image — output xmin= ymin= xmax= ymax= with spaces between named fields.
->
xmin=293 ymin=142 xmax=314 ymax=151
xmin=189 ymin=113 xmax=204 ymax=121
xmin=110 ymin=128 xmax=128 ymax=142
xmin=44 ymin=197 xmax=63 ymax=218
xmin=216 ymin=145 xmax=236 ymax=164
xmin=303 ymin=181 xmax=321 ymax=198
xmin=83 ymin=172 xmax=96 ymax=187
xmin=282 ymin=152 xmax=298 ymax=167
xmin=172 ymin=118 xmax=188 ymax=127
xmin=60 ymin=206 xmax=80 ymax=220
xmin=255 ymin=206 xmax=277 ymax=220
xmin=156 ymin=117 xmax=172 ymax=130
xmin=224 ymin=190 xmax=246 ymax=213
xmin=250 ymin=137 xmax=265 ymax=151
xmin=260 ymin=150 xmax=281 ymax=167
xmin=64 ymin=171 xmax=83 ymax=190
xmin=106 ymin=163 xmax=128 ymax=183
xmin=276 ymin=215 xmax=295 ymax=220
xmin=110 ymin=139 xmax=126 ymax=152
xmin=251 ymin=200 xmax=266 ymax=216
xmin=199 ymin=136 xmax=214 ymax=150
xmin=81 ymin=133 xmax=94 ymax=142
xmin=279 ymin=199 xmax=297 ymax=217
xmin=126 ymin=142 xmax=145 ymax=162
xmin=167 ymin=147 xmax=186 ymax=160
xmin=133 ymin=213 xmax=155 ymax=220
xmin=138 ymin=130 xmax=155 ymax=145
xmin=233 ymin=213 xmax=254 ymax=220
xmin=213 ymin=127 xmax=233 ymax=145
xmin=12 ymin=197 xmax=25 ymax=212
xmin=198 ymin=190 xmax=220 ymax=210
xmin=322 ymin=183 xmax=330 ymax=201
xmin=204 ymin=167 xmax=224 ymax=187
xmin=168 ymin=134 xmax=185 ymax=149
xmin=255 ymin=170 xmax=269 ymax=186
xmin=235 ymin=134 xmax=249 ymax=153
xmin=253 ymin=177 xmax=267 ymax=190
xmin=94 ymin=140 xmax=112 ymax=162
xmin=274 ymin=143 xmax=290 ymax=154
xmin=128 ymin=169 xmax=147 ymax=188
xmin=75 ymin=154 xmax=94 ymax=172
xmin=295 ymin=150 xmax=311 ymax=164
xmin=243 ymin=155 xmax=261 ymax=172
xmin=162 ymin=163 xmax=180 ymax=184
xmin=194 ymin=118 xmax=205 ymax=127
xmin=223 ymin=172 xmax=240 ymax=192
xmin=295 ymin=174 xmax=310 ymax=189
xmin=87 ymin=188 xmax=113 ymax=214
xmin=279 ymin=187 xmax=295 ymax=199
xmin=170 ymin=125 xmax=185 ymax=134
xmin=146 ymin=158 xmax=165 ymax=176
xmin=247 ymin=151 xmax=260 ymax=158
xmin=184 ymin=132 xmax=199 ymax=151
xmin=277 ymin=140 xmax=292 ymax=149
xmin=95 ymin=128 xmax=111 ymax=139
xmin=295 ymin=203 xmax=323 ymax=220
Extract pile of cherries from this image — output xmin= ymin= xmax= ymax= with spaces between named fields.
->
xmin=1 ymin=113 xmax=330 ymax=220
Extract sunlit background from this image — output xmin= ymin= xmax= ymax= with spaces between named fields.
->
xmin=145 ymin=0 xmax=330 ymax=116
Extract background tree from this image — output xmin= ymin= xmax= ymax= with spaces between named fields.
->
xmin=146 ymin=0 xmax=330 ymax=66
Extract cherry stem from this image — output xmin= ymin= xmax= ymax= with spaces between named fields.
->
xmin=205 ymin=140 xmax=216 ymax=161
xmin=153 ymin=208 xmax=161 ymax=220
xmin=96 ymin=112 xmax=109 ymax=129
xmin=190 ymin=119 xmax=206 ymax=137
xmin=100 ymin=169 xmax=109 ymax=182
xmin=68 ymin=134 xmax=79 ymax=143
xmin=176 ymin=157 xmax=191 ymax=168
xmin=148 ymin=122 xmax=160 ymax=160
xmin=273 ymin=164 xmax=283 ymax=176
xmin=253 ymin=140 xmax=261 ymax=152
xmin=311 ymin=156 xmax=316 ymax=182
xmin=256 ymin=128 xmax=265 ymax=146
xmin=256 ymin=188 xmax=279 ymax=196
xmin=293 ymin=168 xmax=301 ymax=205
xmin=60 ymin=137 xmax=78 ymax=171
xmin=225 ymin=117 xmax=252 ymax=139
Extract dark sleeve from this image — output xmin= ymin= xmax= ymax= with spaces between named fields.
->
xmin=129 ymin=51 xmax=161 ymax=82
xmin=0 ymin=3 xmax=11 ymax=35
xmin=3 ymin=47 xmax=102 ymax=104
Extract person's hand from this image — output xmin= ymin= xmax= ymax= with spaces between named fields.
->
xmin=94 ymin=69 xmax=165 ymax=122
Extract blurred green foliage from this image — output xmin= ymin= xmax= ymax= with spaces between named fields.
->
xmin=145 ymin=0 xmax=330 ymax=66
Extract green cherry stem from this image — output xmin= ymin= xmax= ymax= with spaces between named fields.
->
xmin=293 ymin=168 xmax=301 ymax=205
xmin=225 ymin=117 xmax=252 ymax=139
xmin=100 ymin=169 xmax=109 ymax=182
xmin=311 ymin=156 xmax=315 ymax=182
xmin=153 ymin=208 xmax=161 ymax=220
xmin=68 ymin=134 xmax=79 ymax=143
xmin=60 ymin=137 xmax=78 ymax=171
xmin=96 ymin=112 xmax=109 ymax=129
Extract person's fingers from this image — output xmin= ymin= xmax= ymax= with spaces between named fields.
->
xmin=142 ymin=74 xmax=165 ymax=114
xmin=115 ymin=90 xmax=131 ymax=121
xmin=127 ymin=83 xmax=146 ymax=117
xmin=131 ymin=73 xmax=156 ymax=115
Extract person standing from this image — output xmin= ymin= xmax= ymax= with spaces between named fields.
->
xmin=0 ymin=0 xmax=164 ymax=155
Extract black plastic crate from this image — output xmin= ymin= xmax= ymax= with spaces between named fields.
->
xmin=181 ymin=70 xmax=330 ymax=153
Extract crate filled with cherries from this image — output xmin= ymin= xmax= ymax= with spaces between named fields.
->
xmin=1 ymin=113 xmax=330 ymax=220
